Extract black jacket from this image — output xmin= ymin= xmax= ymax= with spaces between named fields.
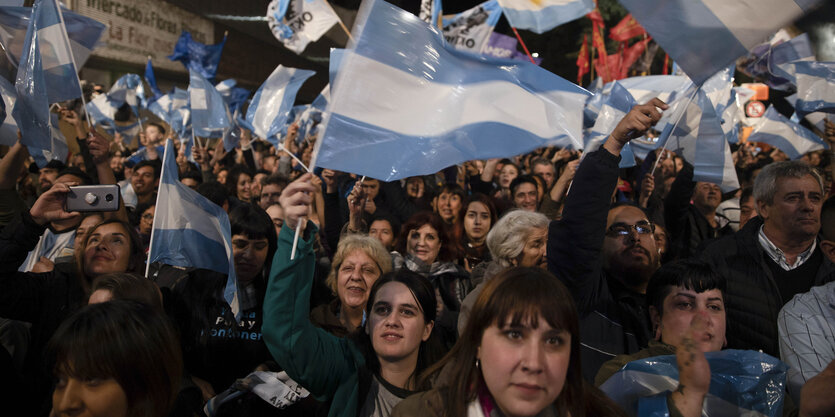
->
xmin=547 ymin=148 xmax=652 ymax=383
xmin=700 ymin=217 xmax=835 ymax=357
xmin=0 ymin=211 xmax=86 ymax=416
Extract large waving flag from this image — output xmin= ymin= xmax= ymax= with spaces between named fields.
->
xmin=149 ymin=139 xmax=240 ymax=320
xmin=313 ymin=0 xmax=590 ymax=181
xmin=266 ymin=0 xmax=340 ymax=54
xmin=13 ymin=0 xmax=80 ymax=167
xmin=215 ymin=79 xmax=250 ymax=115
xmin=441 ymin=0 xmax=502 ymax=54
xmin=188 ymin=68 xmax=230 ymax=138
xmin=109 ymin=73 xmax=143 ymax=112
xmin=584 ymin=82 xmax=637 ymax=168
xmin=497 ymin=0 xmax=593 ymax=34
xmin=609 ymin=13 xmax=645 ymax=42
xmin=0 ymin=6 xmax=104 ymax=71
xmin=144 ymin=57 xmax=163 ymax=102
xmin=168 ymin=31 xmax=226 ymax=82
xmin=245 ymin=64 xmax=314 ymax=145
xmin=620 ymin=0 xmax=823 ymax=86
xmin=0 ymin=75 xmax=18 ymax=146
xmin=792 ymin=61 xmax=835 ymax=117
xmin=149 ymin=87 xmax=188 ymax=125
xmin=748 ymin=105 xmax=827 ymax=160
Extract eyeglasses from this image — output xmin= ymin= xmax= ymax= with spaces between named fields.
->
xmin=141 ymin=213 xmax=154 ymax=220
xmin=606 ymin=221 xmax=654 ymax=237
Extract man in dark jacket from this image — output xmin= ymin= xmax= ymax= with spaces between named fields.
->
xmin=701 ymin=160 xmax=835 ymax=357
xmin=548 ymin=98 xmax=667 ymax=382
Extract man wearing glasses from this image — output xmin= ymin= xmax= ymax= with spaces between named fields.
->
xmin=548 ymin=98 xmax=667 ymax=382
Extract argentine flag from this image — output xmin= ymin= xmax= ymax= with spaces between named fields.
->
xmin=584 ymin=82 xmax=638 ymax=168
xmin=313 ymin=0 xmax=590 ymax=181
xmin=792 ymin=61 xmax=835 ymax=117
xmin=441 ymin=0 xmax=502 ymax=54
xmin=149 ymin=139 xmax=241 ymax=321
xmin=245 ymin=64 xmax=315 ymax=146
xmin=0 ymin=75 xmax=18 ymax=146
xmin=188 ymin=69 xmax=231 ymax=138
xmin=620 ymin=0 xmax=823 ymax=86
xmin=748 ymin=105 xmax=827 ymax=160
xmin=497 ymin=0 xmax=593 ymax=34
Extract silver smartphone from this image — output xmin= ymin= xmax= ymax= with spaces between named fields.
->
xmin=66 ymin=184 xmax=121 ymax=212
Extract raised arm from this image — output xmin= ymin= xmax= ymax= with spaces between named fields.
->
xmin=87 ymin=131 xmax=128 ymax=223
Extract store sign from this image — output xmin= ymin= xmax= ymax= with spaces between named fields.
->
xmin=70 ymin=0 xmax=213 ymax=73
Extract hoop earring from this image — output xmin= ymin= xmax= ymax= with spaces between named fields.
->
xmin=475 ymin=359 xmax=480 ymax=369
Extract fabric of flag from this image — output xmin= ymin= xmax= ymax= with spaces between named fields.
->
xmin=245 ymin=64 xmax=315 ymax=145
xmin=313 ymin=0 xmax=590 ymax=181
xmin=85 ymin=93 xmax=119 ymax=125
xmin=609 ymin=13 xmax=645 ymax=42
xmin=441 ymin=0 xmax=502 ymax=54
xmin=144 ymin=57 xmax=162 ymax=102
xmin=793 ymin=61 xmax=835 ymax=118
xmin=188 ymin=68 xmax=230 ymax=138
xmin=0 ymin=6 xmax=104 ymax=72
xmin=594 ymin=52 xmax=621 ymax=83
xmin=12 ymin=0 xmax=69 ymax=167
xmin=585 ymin=82 xmax=637 ymax=168
xmin=576 ymin=34 xmax=588 ymax=84
xmin=168 ymin=31 xmax=226 ymax=82
xmin=215 ymin=79 xmax=250 ymax=115
xmin=99 ymin=120 xmax=142 ymax=144
xmin=591 ymin=20 xmax=609 ymax=74
xmin=481 ymin=32 xmax=542 ymax=64
xmin=150 ymin=139 xmax=240 ymax=321
xmin=419 ymin=0 xmax=443 ymax=27
xmin=0 ymin=75 xmax=17 ymax=146
xmin=497 ymin=0 xmax=593 ymax=34
xmin=767 ymin=34 xmax=815 ymax=90
xmin=109 ymin=73 xmax=143 ymax=111
xmin=602 ymin=350 xmax=787 ymax=417
xmin=266 ymin=0 xmax=340 ymax=55
xmin=620 ymin=37 xmax=650 ymax=79
xmin=748 ymin=105 xmax=827 ymax=159
xmin=620 ymin=0 xmax=823 ymax=86
xmin=586 ymin=8 xmax=603 ymax=25
xmin=149 ymin=87 xmax=188 ymax=126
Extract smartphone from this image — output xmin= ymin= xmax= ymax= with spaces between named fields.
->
xmin=66 ymin=185 xmax=121 ymax=212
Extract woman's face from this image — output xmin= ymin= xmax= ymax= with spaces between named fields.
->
xmin=407 ymin=224 xmax=441 ymax=265
xmin=139 ymin=205 xmax=155 ymax=235
xmin=232 ymin=234 xmax=269 ymax=284
xmin=216 ymin=169 xmax=228 ymax=185
xmin=499 ymin=165 xmax=519 ymax=189
xmin=515 ymin=227 xmax=547 ymax=268
xmin=478 ymin=315 xmax=571 ymax=417
xmin=366 ymin=281 xmax=433 ymax=364
xmin=464 ymin=202 xmax=492 ymax=243
xmin=83 ymin=223 xmax=132 ymax=278
xmin=237 ymin=174 xmax=252 ymax=201
xmin=337 ymin=249 xmax=382 ymax=310
xmin=52 ymin=374 xmax=128 ymax=417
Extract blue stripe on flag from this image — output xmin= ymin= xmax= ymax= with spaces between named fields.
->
xmin=149 ymin=229 xmax=230 ymax=273
xmin=498 ymin=0 xmax=593 ymax=34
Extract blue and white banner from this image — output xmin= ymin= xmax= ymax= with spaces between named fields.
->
xmin=215 ymin=78 xmax=250 ymax=115
xmin=189 ymin=69 xmax=231 ymax=138
xmin=496 ymin=0 xmax=592 ymax=34
xmin=0 ymin=75 xmax=18 ymax=146
xmin=144 ymin=57 xmax=162 ymax=103
xmin=748 ymin=105 xmax=827 ymax=160
xmin=442 ymin=0 xmax=502 ymax=54
xmin=584 ymin=82 xmax=637 ymax=168
xmin=620 ymin=0 xmax=823 ymax=86
xmin=149 ymin=87 xmax=189 ymax=126
xmin=313 ymin=0 xmax=590 ymax=181
xmin=85 ymin=92 xmax=119 ymax=125
xmin=245 ymin=64 xmax=315 ymax=145
xmin=108 ymin=73 xmax=143 ymax=112
xmin=150 ymin=139 xmax=240 ymax=321
xmin=768 ymin=33 xmax=815 ymax=90
xmin=266 ymin=0 xmax=340 ymax=54
xmin=168 ymin=31 xmax=226 ymax=82
xmin=0 ymin=5 xmax=104 ymax=73
xmin=792 ymin=61 xmax=835 ymax=117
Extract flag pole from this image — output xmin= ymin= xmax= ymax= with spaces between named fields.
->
xmin=510 ymin=27 xmax=536 ymax=65
xmin=324 ymin=1 xmax=354 ymax=42
xmin=53 ymin=0 xmax=93 ymax=133
xmin=144 ymin=140 xmax=170 ymax=278
xmin=651 ymin=86 xmax=700 ymax=175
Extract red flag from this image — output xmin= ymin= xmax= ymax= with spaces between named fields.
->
xmin=586 ymin=8 xmax=604 ymax=25
xmin=595 ymin=53 xmax=622 ymax=83
xmin=592 ymin=22 xmax=610 ymax=80
xmin=609 ymin=13 xmax=646 ymax=42
xmin=662 ymin=53 xmax=670 ymax=75
xmin=620 ymin=37 xmax=650 ymax=78
xmin=576 ymin=34 xmax=589 ymax=84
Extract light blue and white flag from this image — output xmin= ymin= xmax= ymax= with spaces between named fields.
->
xmin=149 ymin=139 xmax=240 ymax=321
xmin=748 ymin=105 xmax=827 ymax=160
xmin=109 ymin=73 xmax=143 ymax=111
xmin=584 ymin=82 xmax=637 ymax=168
xmin=496 ymin=0 xmax=592 ymax=34
xmin=85 ymin=92 xmax=119 ymax=125
xmin=786 ymin=93 xmax=829 ymax=134
xmin=189 ymin=68 xmax=230 ymax=138
xmin=149 ymin=87 xmax=189 ymax=126
xmin=0 ymin=75 xmax=18 ymax=146
xmin=419 ymin=0 xmax=442 ymax=27
xmin=99 ymin=120 xmax=142 ymax=145
xmin=215 ymin=78 xmax=250 ymax=115
xmin=768 ymin=33 xmax=815 ymax=90
xmin=585 ymin=75 xmax=691 ymax=128
xmin=792 ymin=61 xmax=835 ymax=117
xmin=266 ymin=0 xmax=340 ymax=54
xmin=656 ymin=85 xmax=739 ymax=191
xmin=245 ymin=64 xmax=315 ymax=146
xmin=313 ymin=0 xmax=590 ymax=181
xmin=620 ymin=0 xmax=823 ymax=86
xmin=442 ymin=0 xmax=502 ymax=54
xmin=0 ymin=6 xmax=104 ymax=72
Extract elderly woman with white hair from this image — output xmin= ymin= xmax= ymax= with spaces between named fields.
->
xmin=457 ymin=209 xmax=550 ymax=334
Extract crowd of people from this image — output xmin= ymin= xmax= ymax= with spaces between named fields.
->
xmin=1 ymin=83 xmax=834 ymax=417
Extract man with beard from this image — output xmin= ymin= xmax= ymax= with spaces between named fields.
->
xmin=548 ymin=98 xmax=666 ymax=382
